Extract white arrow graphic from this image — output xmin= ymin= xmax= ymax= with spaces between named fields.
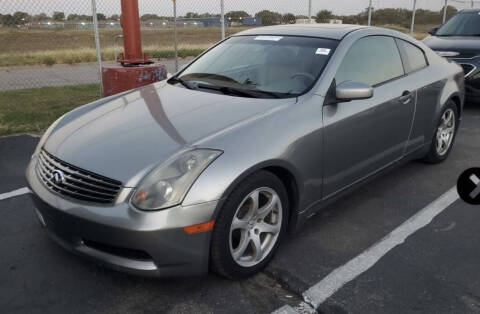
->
xmin=469 ymin=174 xmax=480 ymax=199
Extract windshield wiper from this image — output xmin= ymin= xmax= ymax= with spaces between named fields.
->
xmin=197 ymin=84 xmax=284 ymax=99
xmin=169 ymin=76 xmax=196 ymax=90
xmin=196 ymin=84 xmax=259 ymax=98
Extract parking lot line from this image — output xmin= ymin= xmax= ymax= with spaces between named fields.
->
xmin=0 ymin=187 xmax=30 ymax=201
xmin=274 ymin=186 xmax=460 ymax=313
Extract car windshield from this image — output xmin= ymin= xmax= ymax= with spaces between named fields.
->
xmin=436 ymin=11 xmax=480 ymax=36
xmin=170 ymin=35 xmax=338 ymax=99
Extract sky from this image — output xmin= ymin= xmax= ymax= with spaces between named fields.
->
xmin=0 ymin=0 xmax=472 ymax=17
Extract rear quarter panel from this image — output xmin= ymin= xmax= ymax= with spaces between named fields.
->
xmin=406 ymin=57 xmax=464 ymax=153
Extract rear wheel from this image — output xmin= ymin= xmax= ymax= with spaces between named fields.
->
xmin=422 ymin=100 xmax=459 ymax=164
xmin=210 ymin=171 xmax=288 ymax=280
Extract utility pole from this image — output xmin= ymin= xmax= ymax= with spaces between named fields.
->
xmin=173 ymin=0 xmax=178 ymax=71
xmin=410 ymin=0 xmax=417 ymax=36
xmin=443 ymin=0 xmax=448 ymax=24
xmin=91 ymin=0 xmax=103 ymax=95
xmin=368 ymin=0 xmax=373 ymax=26
xmin=221 ymin=0 xmax=225 ymax=39
xmin=308 ymin=0 xmax=312 ymax=23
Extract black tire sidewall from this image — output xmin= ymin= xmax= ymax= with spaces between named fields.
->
xmin=210 ymin=171 xmax=289 ymax=280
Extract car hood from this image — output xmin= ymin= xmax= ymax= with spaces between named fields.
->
xmin=43 ymin=82 xmax=295 ymax=186
xmin=423 ymin=36 xmax=480 ymax=58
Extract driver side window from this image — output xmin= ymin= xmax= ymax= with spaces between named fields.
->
xmin=336 ymin=36 xmax=405 ymax=87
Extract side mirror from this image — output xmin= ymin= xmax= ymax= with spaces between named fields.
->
xmin=428 ymin=27 xmax=439 ymax=36
xmin=336 ymin=81 xmax=373 ymax=101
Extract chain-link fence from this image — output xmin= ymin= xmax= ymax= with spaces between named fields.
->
xmin=1 ymin=0 xmax=479 ymax=92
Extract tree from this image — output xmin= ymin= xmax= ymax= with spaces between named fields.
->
xmin=52 ymin=11 xmax=65 ymax=21
xmin=96 ymin=13 xmax=107 ymax=21
xmin=0 ymin=14 xmax=15 ymax=26
xmin=185 ymin=12 xmax=199 ymax=18
xmin=282 ymin=13 xmax=296 ymax=24
xmin=140 ymin=14 xmax=160 ymax=21
xmin=32 ymin=13 xmax=49 ymax=22
xmin=13 ymin=11 xmax=30 ymax=25
xmin=440 ymin=5 xmax=458 ymax=21
xmin=255 ymin=10 xmax=282 ymax=26
xmin=225 ymin=11 xmax=250 ymax=21
xmin=199 ymin=13 xmax=219 ymax=18
xmin=315 ymin=10 xmax=333 ymax=23
xmin=110 ymin=14 xmax=120 ymax=21
xmin=67 ymin=14 xmax=78 ymax=21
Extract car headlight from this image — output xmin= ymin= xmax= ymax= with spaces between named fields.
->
xmin=32 ymin=114 xmax=65 ymax=158
xmin=435 ymin=51 xmax=460 ymax=57
xmin=132 ymin=149 xmax=222 ymax=210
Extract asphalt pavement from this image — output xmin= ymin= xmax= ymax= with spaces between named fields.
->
xmin=0 ymin=103 xmax=479 ymax=313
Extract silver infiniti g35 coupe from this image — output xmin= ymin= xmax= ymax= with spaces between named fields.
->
xmin=26 ymin=24 xmax=464 ymax=279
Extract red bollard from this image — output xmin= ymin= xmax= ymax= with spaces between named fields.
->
xmin=118 ymin=0 xmax=150 ymax=65
xmin=102 ymin=0 xmax=168 ymax=97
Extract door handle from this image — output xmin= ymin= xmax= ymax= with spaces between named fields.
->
xmin=399 ymin=91 xmax=413 ymax=104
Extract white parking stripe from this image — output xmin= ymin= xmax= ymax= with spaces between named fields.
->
xmin=273 ymin=186 xmax=459 ymax=313
xmin=0 ymin=187 xmax=31 ymax=201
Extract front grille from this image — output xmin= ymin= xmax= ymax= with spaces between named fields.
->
xmin=36 ymin=149 xmax=122 ymax=204
xmin=460 ymin=63 xmax=476 ymax=78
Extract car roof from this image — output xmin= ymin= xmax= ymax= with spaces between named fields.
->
xmin=233 ymin=24 xmax=368 ymax=41
xmin=458 ymin=9 xmax=480 ymax=13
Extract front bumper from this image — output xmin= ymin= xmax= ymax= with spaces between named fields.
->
xmin=451 ymin=57 xmax=480 ymax=100
xmin=26 ymin=157 xmax=218 ymax=277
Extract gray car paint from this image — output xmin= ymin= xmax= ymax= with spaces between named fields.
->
xmin=26 ymin=24 xmax=464 ymax=276
xmin=43 ymin=82 xmax=295 ymax=186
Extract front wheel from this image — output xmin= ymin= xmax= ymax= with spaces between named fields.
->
xmin=210 ymin=171 xmax=289 ymax=280
xmin=422 ymin=100 xmax=459 ymax=164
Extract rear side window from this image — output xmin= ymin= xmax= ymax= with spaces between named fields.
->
xmin=395 ymin=39 xmax=428 ymax=74
xmin=335 ymin=36 xmax=404 ymax=87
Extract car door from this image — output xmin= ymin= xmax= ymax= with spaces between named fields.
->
xmin=394 ymin=38 xmax=436 ymax=154
xmin=322 ymin=35 xmax=416 ymax=198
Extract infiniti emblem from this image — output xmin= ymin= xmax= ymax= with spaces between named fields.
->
xmin=52 ymin=170 xmax=66 ymax=184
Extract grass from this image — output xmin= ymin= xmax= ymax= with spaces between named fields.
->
xmin=0 ymin=27 xmax=248 ymax=67
xmin=0 ymin=84 xmax=101 ymax=136
xmin=0 ymin=25 xmax=433 ymax=67
xmin=0 ymin=46 xmax=208 ymax=67
xmin=0 ymin=25 xmax=431 ymax=67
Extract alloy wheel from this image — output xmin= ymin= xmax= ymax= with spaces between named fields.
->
xmin=229 ymin=187 xmax=283 ymax=267
xmin=435 ymin=108 xmax=456 ymax=156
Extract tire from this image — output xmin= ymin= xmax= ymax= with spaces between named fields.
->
xmin=210 ymin=171 xmax=289 ymax=280
xmin=422 ymin=100 xmax=459 ymax=164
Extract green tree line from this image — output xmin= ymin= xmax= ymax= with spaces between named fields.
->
xmin=0 ymin=6 xmax=459 ymax=28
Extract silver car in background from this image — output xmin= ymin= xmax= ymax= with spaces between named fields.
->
xmin=26 ymin=24 xmax=464 ymax=279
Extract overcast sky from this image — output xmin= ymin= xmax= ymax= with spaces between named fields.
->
xmin=0 ymin=0 xmax=470 ymax=17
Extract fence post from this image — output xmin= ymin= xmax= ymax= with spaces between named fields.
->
xmin=443 ymin=0 xmax=448 ymax=23
xmin=308 ymin=0 xmax=312 ymax=23
xmin=173 ymin=0 xmax=178 ymax=72
xmin=220 ymin=0 xmax=225 ymax=39
xmin=368 ymin=0 xmax=373 ymax=26
xmin=410 ymin=0 xmax=417 ymax=36
xmin=472 ymin=0 xmax=475 ymax=8
xmin=91 ymin=0 xmax=103 ymax=96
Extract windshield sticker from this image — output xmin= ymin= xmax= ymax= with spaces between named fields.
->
xmin=254 ymin=36 xmax=283 ymax=41
xmin=316 ymin=48 xmax=331 ymax=55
